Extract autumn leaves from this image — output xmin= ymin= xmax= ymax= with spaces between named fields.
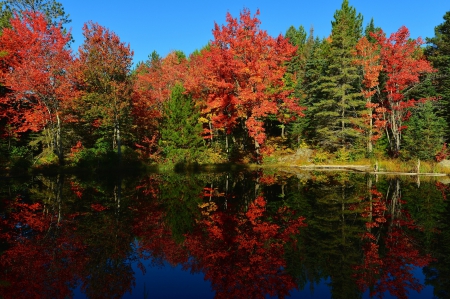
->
xmin=0 ymin=7 xmax=439 ymax=165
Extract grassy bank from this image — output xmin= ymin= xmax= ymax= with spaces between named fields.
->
xmin=259 ymin=149 xmax=450 ymax=175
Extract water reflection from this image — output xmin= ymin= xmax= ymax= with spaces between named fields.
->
xmin=0 ymin=170 xmax=448 ymax=298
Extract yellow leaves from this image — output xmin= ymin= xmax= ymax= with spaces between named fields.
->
xmin=198 ymin=117 xmax=210 ymax=123
xmin=199 ymin=202 xmax=218 ymax=216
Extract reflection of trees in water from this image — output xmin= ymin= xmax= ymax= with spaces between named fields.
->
xmin=281 ymin=172 xmax=367 ymax=299
xmin=0 ymin=173 xmax=139 ymax=298
xmin=185 ymin=197 xmax=306 ymax=299
xmin=134 ymin=171 xmax=308 ymax=298
xmin=0 ymin=175 xmax=87 ymax=298
xmin=0 ymin=171 xmax=449 ymax=298
xmin=355 ymin=178 xmax=437 ymax=299
xmin=410 ymin=181 xmax=450 ymax=299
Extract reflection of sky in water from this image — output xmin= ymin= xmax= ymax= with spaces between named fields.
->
xmin=73 ymin=260 xmax=434 ymax=299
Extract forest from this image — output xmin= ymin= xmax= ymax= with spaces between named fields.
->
xmin=1 ymin=0 xmax=450 ymax=171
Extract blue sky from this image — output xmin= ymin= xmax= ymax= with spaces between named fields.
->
xmin=60 ymin=0 xmax=450 ymax=65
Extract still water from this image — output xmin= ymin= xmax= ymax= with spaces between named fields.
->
xmin=0 ymin=169 xmax=448 ymax=299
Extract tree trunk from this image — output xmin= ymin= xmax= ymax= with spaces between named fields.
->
xmin=255 ymin=139 xmax=261 ymax=163
xmin=209 ymin=121 xmax=213 ymax=142
xmin=113 ymin=115 xmax=121 ymax=161
xmin=367 ymin=100 xmax=373 ymax=154
xmin=367 ymin=177 xmax=373 ymax=232
xmin=116 ymin=121 xmax=121 ymax=161
xmin=56 ymin=113 xmax=64 ymax=165
xmin=225 ymin=134 xmax=229 ymax=153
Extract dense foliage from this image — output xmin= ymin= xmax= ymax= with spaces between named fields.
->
xmin=0 ymin=0 xmax=449 ymax=168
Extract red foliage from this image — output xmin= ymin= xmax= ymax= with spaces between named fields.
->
xmin=435 ymin=143 xmax=449 ymax=162
xmin=0 ymin=197 xmax=88 ymax=298
xmin=355 ymin=186 xmax=434 ymax=299
xmin=353 ymin=36 xmax=385 ymax=145
xmin=258 ymin=174 xmax=278 ymax=185
xmin=132 ymin=52 xmax=187 ymax=157
xmin=72 ymin=21 xmax=133 ymax=151
xmin=91 ymin=203 xmax=108 ymax=212
xmin=354 ymin=37 xmax=383 ymax=95
xmin=70 ymin=140 xmax=84 ymax=157
xmin=185 ymin=9 xmax=305 ymax=148
xmin=70 ymin=181 xmax=85 ymax=199
xmin=435 ymin=181 xmax=450 ymax=201
xmin=0 ymin=11 xmax=75 ymax=134
xmin=371 ymin=27 xmax=435 ymax=154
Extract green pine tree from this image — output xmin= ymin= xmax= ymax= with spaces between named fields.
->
xmin=425 ymin=11 xmax=450 ymax=140
xmin=310 ymin=0 xmax=366 ymax=152
xmin=285 ymin=25 xmax=315 ymax=146
xmin=160 ymin=83 xmax=204 ymax=164
xmin=364 ymin=18 xmax=381 ymax=43
xmin=301 ymin=37 xmax=332 ymax=146
xmin=401 ymin=101 xmax=446 ymax=160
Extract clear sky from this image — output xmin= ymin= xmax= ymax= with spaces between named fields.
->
xmin=60 ymin=0 xmax=450 ymax=66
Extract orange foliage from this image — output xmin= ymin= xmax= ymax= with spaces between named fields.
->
xmin=185 ymin=9 xmax=305 ymax=147
xmin=0 ymin=11 xmax=75 ymax=134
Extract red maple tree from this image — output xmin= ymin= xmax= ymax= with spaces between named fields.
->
xmin=353 ymin=36 xmax=385 ymax=153
xmin=0 ymin=11 xmax=75 ymax=162
xmin=73 ymin=21 xmax=133 ymax=156
xmin=185 ymin=9 xmax=305 ymax=156
xmin=372 ymin=27 xmax=435 ymax=156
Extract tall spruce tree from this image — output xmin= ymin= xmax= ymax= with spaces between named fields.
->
xmin=425 ymin=11 xmax=450 ymax=138
xmin=160 ymin=83 xmax=204 ymax=164
xmin=285 ymin=25 xmax=315 ymax=146
xmin=364 ymin=18 xmax=380 ymax=43
xmin=310 ymin=0 xmax=365 ymax=152
xmin=302 ymin=37 xmax=331 ymax=146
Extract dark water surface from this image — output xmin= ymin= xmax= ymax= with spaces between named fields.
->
xmin=1 ymin=169 xmax=449 ymax=298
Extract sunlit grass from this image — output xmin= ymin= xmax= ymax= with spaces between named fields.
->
xmin=262 ymin=148 xmax=450 ymax=175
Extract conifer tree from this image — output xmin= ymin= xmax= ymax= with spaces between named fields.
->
xmin=309 ymin=0 xmax=366 ymax=152
xmin=425 ymin=11 xmax=450 ymax=136
xmin=401 ymin=101 xmax=446 ymax=160
xmin=364 ymin=18 xmax=380 ymax=43
xmin=301 ymin=37 xmax=331 ymax=146
xmin=160 ymin=83 xmax=204 ymax=164
xmin=285 ymin=26 xmax=315 ymax=146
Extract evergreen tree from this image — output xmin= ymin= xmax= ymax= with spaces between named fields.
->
xmin=425 ymin=11 xmax=450 ymax=138
xmin=302 ymin=37 xmax=331 ymax=146
xmin=309 ymin=0 xmax=366 ymax=152
xmin=160 ymin=83 xmax=204 ymax=164
xmin=401 ymin=101 xmax=446 ymax=160
xmin=364 ymin=18 xmax=380 ymax=43
xmin=0 ymin=0 xmax=70 ymax=29
xmin=285 ymin=25 xmax=309 ymax=76
xmin=285 ymin=26 xmax=315 ymax=146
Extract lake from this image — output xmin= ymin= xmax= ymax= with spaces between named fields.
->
xmin=0 ymin=169 xmax=448 ymax=298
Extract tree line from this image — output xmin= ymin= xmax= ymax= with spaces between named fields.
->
xmin=1 ymin=0 xmax=450 ymax=168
